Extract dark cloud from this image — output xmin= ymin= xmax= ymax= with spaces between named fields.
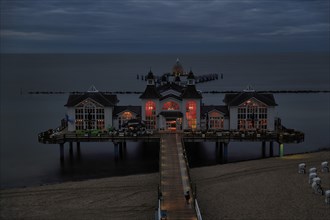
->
xmin=0 ymin=0 xmax=329 ymax=53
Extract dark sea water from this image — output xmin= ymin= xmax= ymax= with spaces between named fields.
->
xmin=1 ymin=53 xmax=329 ymax=188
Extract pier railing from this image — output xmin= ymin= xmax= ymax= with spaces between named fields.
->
xmin=181 ymin=137 xmax=202 ymax=219
xmin=182 ymin=129 xmax=304 ymax=143
xmin=38 ymin=131 xmax=161 ymax=144
xmin=38 ymin=128 xmax=304 ymax=144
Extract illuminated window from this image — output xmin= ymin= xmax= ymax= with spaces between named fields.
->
xmin=162 ymin=101 xmax=179 ymax=110
xmin=118 ymin=111 xmax=133 ymax=128
xmin=237 ymin=99 xmax=267 ymax=130
xmin=145 ymin=101 xmax=156 ymax=129
xmin=75 ymin=100 xmax=105 ymax=130
xmin=186 ymin=101 xmax=197 ymax=129
xmin=209 ymin=111 xmax=224 ymax=129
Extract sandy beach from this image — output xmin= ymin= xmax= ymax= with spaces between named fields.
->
xmin=1 ymin=151 xmax=329 ymax=220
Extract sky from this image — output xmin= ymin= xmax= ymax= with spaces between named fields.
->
xmin=0 ymin=0 xmax=329 ymax=53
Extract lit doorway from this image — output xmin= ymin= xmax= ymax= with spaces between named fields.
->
xmin=166 ymin=120 xmax=177 ymax=131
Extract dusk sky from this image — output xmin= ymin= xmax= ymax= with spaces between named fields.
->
xmin=0 ymin=0 xmax=329 ymax=53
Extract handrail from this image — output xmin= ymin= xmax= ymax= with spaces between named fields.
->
xmin=195 ymin=199 xmax=203 ymax=220
xmin=181 ymin=137 xmax=201 ymax=219
xmin=157 ymin=199 xmax=161 ymax=220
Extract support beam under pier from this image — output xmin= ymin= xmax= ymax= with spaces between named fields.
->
xmin=216 ymin=142 xmax=228 ymax=164
xmin=69 ymin=142 xmax=73 ymax=160
xmin=279 ymin=143 xmax=284 ymax=157
xmin=59 ymin=143 xmax=64 ymax=163
xmin=269 ymin=141 xmax=274 ymax=157
xmin=262 ymin=141 xmax=266 ymax=158
xmin=76 ymin=142 xmax=81 ymax=159
xmin=114 ymin=143 xmax=119 ymax=160
xmin=223 ymin=143 xmax=228 ymax=164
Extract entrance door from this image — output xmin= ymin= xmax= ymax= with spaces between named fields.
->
xmin=166 ymin=120 xmax=177 ymax=131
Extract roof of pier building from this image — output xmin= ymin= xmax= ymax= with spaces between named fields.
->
xmin=113 ymin=106 xmax=141 ymax=116
xmin=181 ymin=85 xmax=202 ymax=99
xmin=223 ymin=92 xmax=277 ymax=107
xmin=201 ymin=105 xmax=229 ymax=117
xmin=65 ymin=92 xmax=119 ymax=107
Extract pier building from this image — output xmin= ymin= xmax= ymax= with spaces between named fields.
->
xmin=64 ymin=60 xmax=278 ymax=133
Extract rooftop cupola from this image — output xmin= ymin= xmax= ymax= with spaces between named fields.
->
xmin=187 ymin=70 xmax=195 ymax=85
xmin=147 ymin=69 xmax=155 ymax=85
xmin=172 ymin=58 xmax=184 ymax=76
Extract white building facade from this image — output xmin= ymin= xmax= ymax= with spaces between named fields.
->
xmin=64 ymin=63 xmax=278 ymax=132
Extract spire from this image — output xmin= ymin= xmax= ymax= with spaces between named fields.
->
xmin=147 ymin=69 xmax=155 ymax=85
xmin=243 ymin=85 xmax=255 ymax=92
xmin=172 ymin=58 xmax=184 ymax=76
xmin=87 ymin=85 xmax=99 ymax=93
xmin=187 ymin=70 xmax=195 ymax=85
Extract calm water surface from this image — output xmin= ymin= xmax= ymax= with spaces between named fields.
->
xmin=1 ymin=53 xmax=329 ymax=188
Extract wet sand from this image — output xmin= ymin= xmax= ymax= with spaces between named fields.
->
xmin=1 ymin=151 xmax=329 ymax=220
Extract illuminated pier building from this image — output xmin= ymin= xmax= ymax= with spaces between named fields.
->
xmin=65 ymin=60 xmax=277 ymax=132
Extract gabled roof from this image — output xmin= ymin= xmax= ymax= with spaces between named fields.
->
xmin=146 ymin=70 xmax=154 ymax=79
xmin=187 ymin=70 xmax=195 ymax=80
xmin=201 ymin=105 xmax=229 ymax=116
xmin=139 ymin=85 xmax=161 ymax=99
xmin=157 ymin=82 xmax=183 ymax=94
xmin=65 ymin=92 xmax=118 ymax=107
xmin=223 ymin=92 xmax=277 ymax=106
xmin=113 ymin=106 xmax=141 ymax=116
xmin=160 ymin=94 xmax=182 ymax=101
xmin=181 ymin=85 xmax=202 ymax=99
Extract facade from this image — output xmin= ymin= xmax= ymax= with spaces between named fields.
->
xmin=65 ymin=86 xmax=118 ymax=132
xmin=113 ymin=106 xmax=141 ymax=129
xmin=139 ymin=69 xmax=202 ymax=131
xmin=223 ymin=90 xmax=277 ymax=131
xmin=65 ymin=62 xmax=278 ymax=132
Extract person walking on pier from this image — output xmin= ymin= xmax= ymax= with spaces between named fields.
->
xmin=185 ymin=191 xmax=190 ymax=204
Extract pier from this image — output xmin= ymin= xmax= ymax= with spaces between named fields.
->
xmin=38 ymin=128 xmax=304 ymax=163
xmin=158 ymin=133 xmax=199 ymax=219
xmin=38 ymin=127 xmax=303 ymax=219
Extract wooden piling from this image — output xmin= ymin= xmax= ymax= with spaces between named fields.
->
xmin=60 ymin=143 xmax=64 ymax=163
xmin=223 ymin=142 xmax=228 ymax=163
xmin=269 ymin=141 xmax=274 ymax=157
xmin=114 ymin=143 xmax=119 ymax=160
xmin=262 ymin=141 xmax=266 ymax=158
xmin=69 ymin=142 xmax=73 ymax=159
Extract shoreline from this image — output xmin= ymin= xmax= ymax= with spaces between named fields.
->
xmin=1 ymin=150 xmax=330 ymax=219
xmin=1 ymin=148 xmax=329 ymax=190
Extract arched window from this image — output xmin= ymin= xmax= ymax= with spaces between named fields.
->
xmin=209 ymin=111 xmax=224 ymax=129
xmin=145 ymin=101 xmax=156 ymax=129
xmin=75 ymin=100 xmax=105 ymax=130
xmin=162 ymin=101 xmax=179 ymax=110
xmin=237 ymin=99 xmax=268 ymax=130
xmin=186 ymin=101 xmax=197 ymax=129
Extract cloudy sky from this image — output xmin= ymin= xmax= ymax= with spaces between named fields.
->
xmin=0 ymin=0 xmax=329 ymax=53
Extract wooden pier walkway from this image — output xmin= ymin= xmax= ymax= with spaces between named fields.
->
xmin=159 ymin=133 xmax=197 ymax=220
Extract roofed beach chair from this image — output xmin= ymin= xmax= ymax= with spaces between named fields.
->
xmin=325 ymin=190 xmax=330 ymax=204
xmin=298 ymin=163 xmax=306 ymax=174
xmin=321 ymin=161 xmax=329 ymax=173
xmin=309 ymin=167 xmax=317 ymax=174
xmin=312 ymin=181 xmax=324 ymax=195
xmin=308 ymin=173 xmax=317 ymax=184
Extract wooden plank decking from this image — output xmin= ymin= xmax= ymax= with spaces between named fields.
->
xmin=160 ymin=133 xmax=197 ymax=220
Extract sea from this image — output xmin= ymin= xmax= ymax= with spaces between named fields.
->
xmin=0 ymin=53 xmax=329 ymax=189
